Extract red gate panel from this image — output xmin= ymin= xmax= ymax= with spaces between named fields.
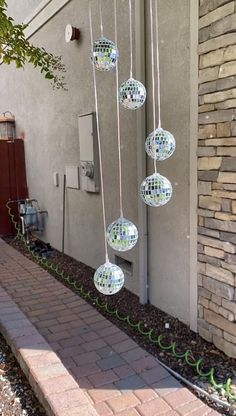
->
xmin=14 ymin=140 xmax=28 ymax=200
xmin=0 ymin=139 xmax=28 ymax=235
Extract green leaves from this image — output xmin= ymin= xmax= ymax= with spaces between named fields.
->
xmin=45 ymin=72 xmax=54 ymax=79
xmin=0 ymin=1 xmax=67 ymax=89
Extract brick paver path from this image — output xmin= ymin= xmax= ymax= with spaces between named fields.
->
xmin=0 ymin=239 xmax=220 ymax=416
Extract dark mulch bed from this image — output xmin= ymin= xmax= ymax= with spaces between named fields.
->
xmin=0 ymin=333 xmax=46 ymax=416
xmin=4 ymin=236 xmax=236 ymax=414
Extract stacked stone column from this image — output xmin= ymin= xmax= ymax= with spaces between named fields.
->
xmin=198 ymin=0 xmax=236 ymax=358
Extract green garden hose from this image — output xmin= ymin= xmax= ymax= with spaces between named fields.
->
xmin=6 ymin=201 xmax=236 ymax=402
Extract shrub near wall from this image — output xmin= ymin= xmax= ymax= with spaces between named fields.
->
xmin=198 ymin=0 xmax=236 ymax=358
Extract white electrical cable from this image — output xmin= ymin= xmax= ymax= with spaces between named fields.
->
xmin=155 ymin=0 xmax=162 ymax=129
xmin=150 ymin=0 xmax=157 ymax=174
xmin=89 ymin=0 xmax=109 ymax=263
xmin=99 ymin=0 xmax=104 ymax=37
xmin=129 ymin=0 xmax=133 ymax=79
xmin=114 ymin=0 xmax=124 ymax=219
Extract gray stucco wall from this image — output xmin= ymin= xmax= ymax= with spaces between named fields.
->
xmin=0 ymin=0 xmax=198 ymax=325
xmin=1 ymin=0 xmax=140 ymax=295
xmin=7 ymin=0 xmax=42 ymax=23
xmin=145 ymin=0 xmax=197 ymax=324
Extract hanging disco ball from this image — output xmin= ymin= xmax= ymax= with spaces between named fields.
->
xmin=107 ymin=217 xmax=138 ymax=252
xmin=94 ymin=261 xmax=124 ymax=295
xmin=145 ymin=128 xmax=176 ymax=161
xmin=140 ymin=173 xmax=172 ymax=207
xmin=91 ymin=36 xmax=119 ymax=71
xmin=119 ymin=78 xmax=146 ymax=110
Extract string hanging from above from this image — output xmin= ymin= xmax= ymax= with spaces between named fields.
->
xmin=106 ymin=0 xmax=138 ymax=253
xmin=145 ymin=0 xmax=176 ymax=164
xmin=88 ymin=0 xmax=124 ymax=295
xmin=119 ymin=0 xmax=146 ymax=110
xmin=140 ymin=0 xmax=174 ymax=208
xmin=90 ymin=0 xmax=119 ymax=71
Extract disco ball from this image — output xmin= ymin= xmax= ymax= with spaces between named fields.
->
xmin=145 ymin=128 xmax=176 ymax=161
xmin=94 ymin=261 xmax=124 ymax=295
xmin=91 ymin=36 xmax=119 ymax=71
xmin=107 ymin=217 xmax=138 ymax=252
xmin=119 ymin=78 xmax=146 ymax=110
xmin=140 ymin=173 xmax=172 ymax=207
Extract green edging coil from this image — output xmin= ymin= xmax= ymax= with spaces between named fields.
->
xmin=6 ymin=201 xmax=236 ymax=402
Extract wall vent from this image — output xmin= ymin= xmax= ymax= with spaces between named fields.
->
xmin=115 ymin=256 xmax=133 ymax=276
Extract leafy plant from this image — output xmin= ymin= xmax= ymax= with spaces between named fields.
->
xmin=0 ymin=0 xmax=67 ymax=89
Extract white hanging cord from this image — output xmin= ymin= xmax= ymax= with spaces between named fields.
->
xmin=99 ymin=0 xmax=104 ymax=37
xmin=89 ymin=0 xmax=109 ymax=263
xmin=155 ymin=0 xmax=161 ymax=129
xmin=150 ymin=0 xmax=157 ymax=174
xmin=129 ymin=0 xmax=133 ymax=79
xmin=114 ymin=0 xmax=124 ymax=218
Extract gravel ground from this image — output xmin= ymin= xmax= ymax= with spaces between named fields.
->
xmin=0 ymin=333 xmax=46 ymax=416
xmin=5 ymin=237 xmax=236 ymax=414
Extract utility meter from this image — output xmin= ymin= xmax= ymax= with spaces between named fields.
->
xmin=78 ymin=112 xmax=100 ymax=193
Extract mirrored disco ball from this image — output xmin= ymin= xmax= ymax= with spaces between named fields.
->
xmin=145 ymin=128 xmax=176 ymax=161
xmin=107 ymin=217 xmax=138 ymax=252
xmin=94 ymin=261 xmax=124 ymax=295
xmin=91 ymin=36 xmax=119 ymax=71
xmin=140 ymin=173 xmax=172 ymax=207
xmin=119 ymin=78 xmax=146 ymax=110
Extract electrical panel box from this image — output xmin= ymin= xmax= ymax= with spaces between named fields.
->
xmin=78 ymin=112 xmax=100 ymax=193
xmin=65 ymin=166 xmax=80 ymax=189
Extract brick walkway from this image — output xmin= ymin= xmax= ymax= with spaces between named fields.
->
xmin=0 ymin=239 xmax=220 ymax=416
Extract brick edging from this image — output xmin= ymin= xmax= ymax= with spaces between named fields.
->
xmin=0 ymin=285 xmax=98 ymax=416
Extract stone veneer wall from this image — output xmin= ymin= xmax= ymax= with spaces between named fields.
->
xmin=198 ymin=0 xmax=236 ymax=358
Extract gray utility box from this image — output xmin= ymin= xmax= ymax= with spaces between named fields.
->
xmin=78 ymin=112 xmax=100 ymax=193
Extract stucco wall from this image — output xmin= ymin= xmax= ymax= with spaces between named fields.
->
xmin=7 ymin=0 xmax=42 ymax=23
xmin=0 ymin=0 xmax=198 ymax=326
xmin=145 ymin=0 xmax=198 ymax=325
xmin=1 ymin=0 xmax=140 ymax=295
xmin=198 ymin=0 xmax=236 ymax=358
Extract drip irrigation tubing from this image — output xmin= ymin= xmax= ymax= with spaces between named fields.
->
xmin=5 ymin=201 xmax=236 ymax=409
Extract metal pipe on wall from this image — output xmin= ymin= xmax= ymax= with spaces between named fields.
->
xmin=189 ymin=0 xmax=199 ymax=332
xmin=135 ymin=0 xmax=148 ymax=305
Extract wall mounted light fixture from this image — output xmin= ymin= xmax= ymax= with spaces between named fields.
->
xmin=65 ymin=24 xmax=80 ymax=43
